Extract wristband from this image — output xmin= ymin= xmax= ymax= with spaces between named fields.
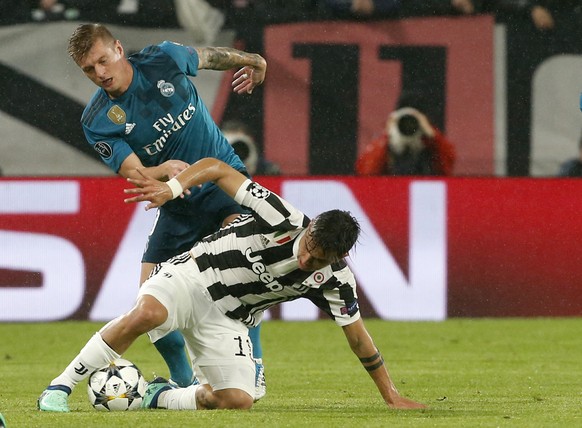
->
xmin=166 ymin=177 xmax=183 ymax=199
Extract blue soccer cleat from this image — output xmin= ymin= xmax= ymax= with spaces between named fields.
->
xmin=37 ymin=386 xmax=71 ymax=412
xmin=142 ymin=377 xmax=173 ymax=409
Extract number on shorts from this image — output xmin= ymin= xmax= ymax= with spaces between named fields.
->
xmin=234 ymin=336 xmax=247 ymax=357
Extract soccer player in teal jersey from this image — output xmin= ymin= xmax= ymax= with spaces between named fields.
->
xmin=64 ymin=24 xmax=267 ymax=399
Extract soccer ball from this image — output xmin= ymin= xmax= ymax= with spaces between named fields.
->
xmin=87 ymin=358 xmax=147 ymax=411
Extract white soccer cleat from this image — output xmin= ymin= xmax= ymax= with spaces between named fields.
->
xmin=254 ymin=358 xmax=266 ymax=402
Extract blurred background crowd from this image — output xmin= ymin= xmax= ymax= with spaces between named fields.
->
xmin=3 ymin=1 xmax=580 ymax=31
xmin=2 ymin=0 xmax=582 ymax=177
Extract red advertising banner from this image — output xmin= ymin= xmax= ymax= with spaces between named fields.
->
xmin=1 ymin=176 xmax=581 ymax=321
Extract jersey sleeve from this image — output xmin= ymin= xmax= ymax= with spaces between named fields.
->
xmin=159 ymin=41 xmax=199 ymax=77
xmin=306 ymin=265 xmax=361 ymax=327
xmin=83 ymin=126 xmax=134 ymax=173
xmin=233 ymin=179 xmax=307 ymax=231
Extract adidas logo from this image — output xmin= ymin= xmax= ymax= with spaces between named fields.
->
xmin=125 ymin=123 xmax=136 ymax=135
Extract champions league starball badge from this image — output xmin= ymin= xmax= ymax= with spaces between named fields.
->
xmin=94 ymin=141 xmax=113 ymax=159
xmin=249 ymin=183 xmax=270 ymax=199
xmin=157 ymin=80 xmax=175 ymax=97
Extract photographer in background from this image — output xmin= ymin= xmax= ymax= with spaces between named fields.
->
xmin=221 ymin=120 xmax=281 ymax=175
xmin=355 ymin=97 xmax=456 ymax=176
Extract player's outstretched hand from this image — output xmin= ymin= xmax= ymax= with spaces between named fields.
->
xmin=232 ymin=63 xmax=265 ymax=95
xmin=388 ymin=396 xmax=427 ymax=410
xmin=161 ymin=159 xmax=190 ymax=180
xmin=124 ymin=169 xmax=173 ymax=210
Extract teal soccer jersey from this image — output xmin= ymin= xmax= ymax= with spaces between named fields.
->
xmin=80 ymin=41 xmax=248 ymax=262
xmin=81 ymin=41 xmax=244 ymax=174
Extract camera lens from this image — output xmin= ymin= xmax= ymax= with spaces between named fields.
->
xmin=231 ymin=140 xmax=251 ymax=161
xmin=397 ymin=114 xmax=420 ymax=136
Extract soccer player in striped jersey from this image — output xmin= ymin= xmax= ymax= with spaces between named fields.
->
xmin=37 ymin=158 xmax=426 ymax=412
xmin=65 ymin=23 xmax=267 ymax=397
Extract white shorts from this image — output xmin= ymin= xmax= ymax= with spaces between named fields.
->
xmin=138 ymin=256 xmax=255 ymax=397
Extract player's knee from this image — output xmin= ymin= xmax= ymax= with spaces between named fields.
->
xmin=227 ymin=392 xmax=253 ymax=410
xmin=218 ymin=396 xmax=253 ymax=410
xmin=201 ymin=388 xmax=253 ymax=410
xmin=128 ymin=296 xmax=168 ymax=333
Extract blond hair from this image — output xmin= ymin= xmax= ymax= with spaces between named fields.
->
xmin=67 ymin=23 xmax=116 ymax=64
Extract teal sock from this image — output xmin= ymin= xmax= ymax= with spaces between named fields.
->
xmin=249 ymin=324 xmax=263 ymax=359
xmin=153 ymin=331 xmax=193 ymax=387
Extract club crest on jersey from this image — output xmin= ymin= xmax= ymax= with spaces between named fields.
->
xmin=157 ymin=80 xmax=175 ymax=97
xmin=107 ymin=105 xmax=126 ymax=125
xmin=313 ymin=272 xmax=325 ymax=283
xmin=249 ymin=183 xmax=270 ymax=199
xmin=94 ymin=141 xmax=113 ymax=159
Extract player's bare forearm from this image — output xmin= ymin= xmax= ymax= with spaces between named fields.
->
xmin=119 ymin=154 xmax=188 ymax=182
xmin=122 ymin=165 xmax=165 ymax=181
xmin=196 ymin=47 xmax=265 ymax=72
xmin=196 ymin=47 xmax=266 ymax=94
xmin=124 ymin=158 xmax=246 ymax=209
xmin=368 ymin=363 xmax=426 ymax=409
xmin=174 ymin=158 xmax=247 ymax=197
xmin=342 ymin=319 xmax=426 ymax=409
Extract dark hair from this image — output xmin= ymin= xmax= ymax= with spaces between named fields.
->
xmin=311 ymin=210 xmax=360 ymax=256
xmin=68 ymin=23 xmax=115 ymax=64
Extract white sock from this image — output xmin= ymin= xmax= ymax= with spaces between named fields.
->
xmin=158 ymin=384 xmax=201 ymax=410
xmin=49 ymin=333 xmax=120 ymax=392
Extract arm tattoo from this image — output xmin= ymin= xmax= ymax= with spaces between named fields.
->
xmin=199 ymin=47 xmax=263 ymax=71
xmin=359 ymin=352 xmax=381 ymax=363
xmin=359 ymin=351 xmax=385 ymax=372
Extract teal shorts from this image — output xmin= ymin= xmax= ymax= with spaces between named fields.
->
xmin=142 ymin=180 xmax=248 ymax=264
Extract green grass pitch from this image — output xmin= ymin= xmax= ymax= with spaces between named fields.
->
xmin=0 ymin=318 xmax=581 ymax=427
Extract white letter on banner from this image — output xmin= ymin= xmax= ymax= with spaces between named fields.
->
xmin=89 ymin=203 xmax=157 ymax=321
xmin=0 ymin=182 xmax=84 ymax=321
xmin=0 ymin=232 xmax=84 ymax=321
xmin=281 ymin=180 xmax=447 ymax=321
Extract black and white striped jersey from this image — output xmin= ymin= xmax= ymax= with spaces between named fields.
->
xmin=188 ymin=179 xmax=361 ymax=328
